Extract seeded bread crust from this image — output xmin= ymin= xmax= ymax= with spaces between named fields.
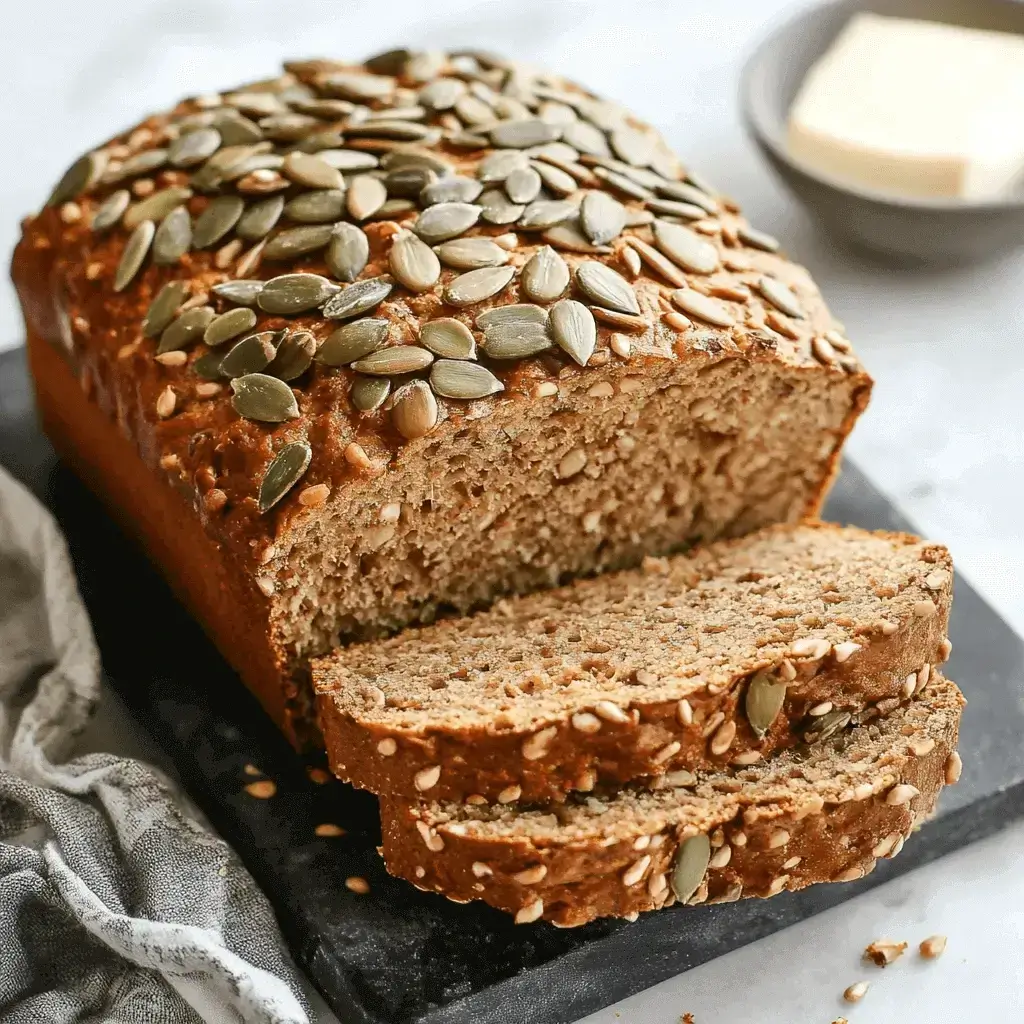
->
xmin=379 ymin=676 xmax=963 ymax=927
xmin=12 ymin=51 xmax=870 ymax=747
xmin=314 ymin=523 xmax=952 ymax=803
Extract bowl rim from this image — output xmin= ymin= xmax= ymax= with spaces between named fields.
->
xmin=739 ymin=0 xmax=1024 ymax=213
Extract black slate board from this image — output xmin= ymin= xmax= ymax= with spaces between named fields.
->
xmin=2 ymin=344 xmax=1022 ymax=1024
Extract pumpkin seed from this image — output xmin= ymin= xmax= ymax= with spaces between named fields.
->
xmin=220 ymin=332 xmax=278 ymax=377
xmin=671 ymin=834 xmax=711 ymax=903
xmin=391 ymin=380 xmax=438 ymax=439
xmin=231 ymin=373 xmax=299 ymax=422
xmin=259 ymin=113 xmax=320 ymax=142
xmin=49 ymin=151 xmax=107 ymax=205
xmin=316 ymin=319 xmax=390 ymax=366
xmin=385 ymin=165 xmax=437 ymax=198
xmin=482 ymin=322 xmax=552 ymax=360
xmin=347 ymin=120 xmax=437 ymax=143
xmin=123 ymin=187 xmax=193 ymax=230
xmin=671 ymin=288 xmax=735 ymax=327
xmin=91 ymin=189 xmax=130 ymax=232
xmin=381 ymin=149 xmax=454 ymax=176
xmin=656 ymin=179 xmax=718 ymax=213
xmin=106 ymin=148 xmax=167 ymax=183
xmin=414 ymin=202 xmax=482 ymax=243
xmin=370 ymin=198 xmax=416 ymax=221
xmin=444 ymin=265 xmax=515 ymax=307
xmin=284 ymin=189 xmax=347 ymax=224
xmin=193 ymin=349 xmax=225 ymax=381
xmin=350 ymin=375 xmax=391 ymax=412
xmin=478 ymin=149 xmax=529 ymax=184
xmin=326 ymin=224 xmax=370 ymax=282
xmin=609 ymin=127 xmax=654 ymax=168
xmin=213 ymin=279 xmax=265 ymax=307
xmin=490 ymin=118 xmax=561 ymax=149
xmin=745 ymin=670 xmax=787 ymax=739
xmin=757 ymin=277 xmax=803 ymax=318
xmin=389 ymin=229 xmax=441 ymax=292
xmin=591 ymin=166 xmax=651 ymax=201
xmin=454 ymin=93 xmax=495 ymax=126
xmin=532 ymin=160 xmax=578 ymax=197
xmin=580 ymin=191 xmax=626 ymax=246
xmin=520 ymin=246 xmax=570 ymax=303
xmin=317 ymin=149 xmax=380 ymax=172
xmin=549 ymin=299 xmax=596 ymax=366
xmin=322 ymin=277 xmax=393 ymax=319
xmin=266 ymin=330 xmax=316 ymax=380
xmin=319 ymin=71 xmax=395 ymax=102
xmin=221 ymin=152 xmax=285 ymax=182
xmin=258 ymin=273 xmax=339 ymax=315
xmin=351 ymin=345 xmax=434 ymax=376
xmin=421 ymin=176 xmax=482 ymax=205
xmin=204 ymin=307 xmax=258 ymax=347
xmin=236 ymin=195 xmax=284 ymax=240
xmin=478 ymin=189 xmax=525 ymax=225
xmin=543 ymin=223 xmax=612 ymax=254
xmin=561 ymin=121 xmax=610 ymax=158
xmin=419 ymin=77 xmax=467 ymax=110
xmin=435 ymin=237 xmax=509 ymax=270
xmin=363 ymin=48 xmax=411 ymax=74
xmin=420 ymin=318 xmax=477 ymax=359
xmin=646 ymin=198 xmax=706 ymax=221
xmin=151 ymin=206 xmax=191 ymax=265
xmin=263 ymin=224 xmax=334 ymax=261
xmin=188 ymin=195 xmax=243 ymax=250
xmin=575 ymin=262 xmax=640 ymax=315
xmin=346 ymin=175 xmax=388 ymax=221
xmin=113 ymin=220 xmax=155 ymax=292
xmin=259 ymin=441 xmax=312 ymax=512
xmin=282 ymin=151 xmax=344 ymax=190
xmin=738 ymin=224 xmax=780 ymax=252
xmin=168 ymin=126 xmax=221 ymax=168
xmin=213 ymin=111 xmax=264 ymax=146
xmin=143 ymin=281 xmax=189 ymax=338
xmin=476 ymin=304 xmax=548 ymax=329
xmin=157 ymin=306 xmax=215 ymax=353
xmin=430 ymin=359 xmax=503 ymax=399
xmin=518 ymin=199 xmax=577 ymax=230
xmin=504 ymin=166 xmax=542 ymax=204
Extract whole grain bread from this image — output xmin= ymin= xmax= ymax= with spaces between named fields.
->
xmin=380 ymin=675 xmax=964 ymax=927
xmin=314 ymin=523 xmax=952 ymax=803
xmin=13 ymin=49 xmax=870 ymax=748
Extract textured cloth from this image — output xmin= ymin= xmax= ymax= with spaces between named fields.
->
xmin=0 ymin=465 xmax=309 ymax=1024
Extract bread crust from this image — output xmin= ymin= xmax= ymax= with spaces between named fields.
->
xmin=379 ymin=677 xmax=963 ymax=926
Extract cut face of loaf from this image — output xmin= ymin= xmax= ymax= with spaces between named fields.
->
xmin=13 ymin=48 xmax=870 ymax=747
xmin=380 ymin=675 xmax=964 ymax=927
xmin=314 ymin=523 xmax=953 ymax=802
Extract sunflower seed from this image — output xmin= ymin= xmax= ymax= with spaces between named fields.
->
xmin=263 ymin=224 xmax=334 ymax=261
xmin=351 ymin=345 xmax=433 ymax=375
xmin=430 ymin=359 xmax=503 ymax=400
xmin=123 ymin=187 xmax=193 ymax=230
xmin=478 ymin=149 xmax=530 ymax=183
xmin=189 ymin=195 xmax=243 ymax=250
xmin=504 ymin=166 xmax=542 ymax=204
xmin=561 ymin=121 xmax=610 ymax=158
xmin=317 ymin=319 xmax=390 ymax=366
xmin=258 ymin=273 xmax=339 ymax=315
xmin=204 ymin=307 xmax=258 ymax=347
xmin=391 ymin=380 xmax=438 ymax=439
xmin=414 ymin=202 xmax=482 ymax=243
xmin=323 ymin=277 xmax=393 ymax=319
xmin=231 ymin=373 xmax=299 ymax=422
xmin=157 ymin=306 xmax=215 ymax=353
xmin=434 ymin=237 xmax=508 ymax=270
xmin=346 ymin=175 xmax=388 ymax=221
xmin=518 ymin=199 xmax=577 ymax=230
xmin=656 ymin=179 xmax=718 ymax=213
xmin=389 ymin=229 xmax=441 ymax=292
xmin=212 ymin=279 xmax=265 ymax=306
xmin=804 ymin=709 xmax=851 ymax=743
xmin=113 ymin=220 xmax=155 ymax=292
xmin=281 ymin=151 xmax=344 ymax=191
xmin=489 ymin=119 xmax=561 ymax=149
xmin=350 ymin=375 xmax=391 ymax=412
xmin=420 ymin=77 xmax=467 ymax=110
xmin=444 ymin=266 xmax=516 ymax=307
xmin=532 ymin=160 xmax=577 ymax=196
xmin=319 ymin=72 xmax=395 ymax=102
xmin=420 ymin=176 xmax=483 ymax=206
xmin=168 ymin=126 xmax=221 ymax=168
xmin=258 ymin=441 xmax=311 ymax=512
xmin=193 ymin=349 xmax=225 ymax=381
xmin=542 ymin=223 xmax=612 ymax=254
xmin=318 ymin=149 xmax=380 ymax=171
xmin=591 ymin=166 xmax=651 ymax=200
xmin=482 ymin=322 xmax=552 ymax=360
xmin=476 ymin=304 xmax=548 ymax=329
xmin=48 ymin=151 xmax=106 ymax=205
xmin=213 ymin=111 xmax=264 ymax=146
xmin=478 ymin=189 xmax=525 ymax=225
xmin=282 ymin=189 xmax=346 ymax=224
xmin=420 ymin=318 xmax=477 ymax=359
xmin=220 ymin=332 xmax=278 ymax=377
xmin=520 ymin=246 xmax=569 ymax=303
xmin=757 ymin=277 xmax=804 ymax=318
xmin=592 ymin=306 xmax=648 ymax=332
xmin=580 ymin=191 xmax=626 ymax=245
xmin=326 ymin=224 xmax=370 ymax=282
xmin=575 ymin=262 xmax=640 ymax=315
xmin=91 ymin=189 xmax=130 ymax=232
xmin=625 ymin=238 xmax=686 ymax=287
xmin=549 ymin=299 xmax=596 ymax=366
xmin=653 ymin=220 xmax=720 ymax=274
xmin=266 ymin=329 xmax=316 ymax=380
xmin=671 ymin=288 xmax=735 ymax=327
xmin=671 ymin=834 xmax=711 ymax=903
xmin=738 ymin=224 xmax=780 ymax=252
xmin=142 ymin=282 xmax=189 ymax=338
xmin=151 ymin=206 xmax=191 ymax=265
xmin=745 ymin=670 xmax=787 ymax=739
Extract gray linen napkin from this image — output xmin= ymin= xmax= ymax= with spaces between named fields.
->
xmin=0 ymin=465 xmax=309 ymax=1024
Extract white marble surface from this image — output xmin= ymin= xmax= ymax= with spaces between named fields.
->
xmin=5 ymin=0 xmax=1024 ymax=1020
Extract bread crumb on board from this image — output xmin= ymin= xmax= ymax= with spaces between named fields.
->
xmin=864 ymin=938 xmax=908 ymax=966
xmin=843 ymin=980 xmax=869 ymax=1003
xmin=920 ymin=934 xmax=948 ymax=959
xmin=680 ymin=1014 xmax=696 ymax=1024
xmin=243 ymin=779 xmax=277 ymax=799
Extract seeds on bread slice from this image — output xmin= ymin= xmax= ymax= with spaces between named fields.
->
xmin=379 ymin=675 xmax=964 ymax=927
xmin=314 ymin=523 xmax=953 ymax=803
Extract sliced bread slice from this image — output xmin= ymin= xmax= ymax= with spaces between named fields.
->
xmin=379 ymin=675 xmax=964 ymax=927
xmin=314 ymin=523 xmax=953 ymax=803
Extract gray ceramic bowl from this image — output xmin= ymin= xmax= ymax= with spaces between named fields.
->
xmin=741 ymin=0 xmax=1024 ymax=263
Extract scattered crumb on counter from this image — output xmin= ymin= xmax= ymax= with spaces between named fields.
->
xmin=680 ymin=1014 xmax=695 ymax=1023
xmin=864 ymin=939 xmax=908 ymax=966
xmin=307 ymin=767 xmax=331 ymax=785
xmin=844 ymin=981 xmax=869 ymax=1003
xmin=315 ymin=823 xmax=346 ymax=837
xmin=244 ymin=779 xmax=277 ymax=799
xmin=243 ymin=763 xmax=262 ymax=777
xmin=920 ymin=934 xmax=948 ymax=959
xmin=345 ymin=876 xmax=370 ymax=894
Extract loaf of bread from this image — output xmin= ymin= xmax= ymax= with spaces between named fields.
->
xmin=380 ymin=675 xmax=964 ymax=926
xmin=315 ymin=523 xmax=952 ymax=803
xmin=12 ymin=48 xmax=871 ymax=747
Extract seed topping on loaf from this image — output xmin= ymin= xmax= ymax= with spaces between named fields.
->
xmin=40 ymin=48 xmax=863 ymax=509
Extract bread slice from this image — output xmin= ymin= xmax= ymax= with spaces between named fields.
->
xmin=314 ymin=523 xmax=952 ymax=803
xmin=379 ymin=675 xmax=964 ymax=927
